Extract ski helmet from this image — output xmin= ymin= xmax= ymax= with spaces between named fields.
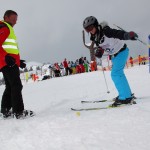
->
xmin=83 ymin=16 xmax=98 ymax=30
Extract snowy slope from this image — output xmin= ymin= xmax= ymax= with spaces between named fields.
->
xmin=0 ymin=65 xmax=150 ymax=150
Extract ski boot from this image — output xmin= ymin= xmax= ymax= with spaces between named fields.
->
xmin=0 ymin=108 xmax=13 ymax=119
xmin=111 ymin=97 xmax=136 ymax=107
xmin=113 ymin=93 xmax=136 ymax=101
xmin=14 ymin=110 xmax=35 ymax=119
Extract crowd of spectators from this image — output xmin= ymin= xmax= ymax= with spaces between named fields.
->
xmin=128 ymin=55 xmax=147 ymax=67
xmin=48 ymin=57 xmax=96 ymax=78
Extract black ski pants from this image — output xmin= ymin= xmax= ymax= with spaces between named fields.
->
xmin=1 ymin=65 xmax=24 ymax=113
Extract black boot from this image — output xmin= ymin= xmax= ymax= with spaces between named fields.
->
xmin=111 ymin=97 xmax=135 ymax=107
xmin=1 ymin=108 xmax=13 ymax=119
xmin=14 ymin=110 xmax=35 ymax=119
xmin=113 ymin=93 xmax=136 ymax=101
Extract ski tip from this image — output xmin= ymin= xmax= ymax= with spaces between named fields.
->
xmin=71 ymin=108 xmax=78 ymax=111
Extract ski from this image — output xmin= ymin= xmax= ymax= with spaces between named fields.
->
xmin=71 ymin=101 xmax=136 ymax=111
xmin=71 ymin=105 xmax=129 ymax=111
xmin=81 ymin=94 xmax=137 ymax=104
xmin=71 ymin=107 xmax=108 ymax=111
xmin=81 ymin=99 xmax=113 ymax=103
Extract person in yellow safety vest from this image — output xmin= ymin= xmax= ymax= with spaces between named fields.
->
xmin=0 ymin=10 xmax=34 ymax=119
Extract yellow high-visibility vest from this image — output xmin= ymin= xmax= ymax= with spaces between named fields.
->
xmin=2 ymin=21 xmax=19 ymax=54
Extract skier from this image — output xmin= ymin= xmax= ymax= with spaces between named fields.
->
xmin=0 ymin=10 xmax=34 ymax=119
xmin=83 ymin=16 xmax=138 ymax=107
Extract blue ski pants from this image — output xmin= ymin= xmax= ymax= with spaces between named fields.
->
xmin=111 ymin=47 xmax=132 ymax=100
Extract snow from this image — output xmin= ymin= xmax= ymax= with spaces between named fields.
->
xmin=0 ymin=65 xmax=150 ymax=150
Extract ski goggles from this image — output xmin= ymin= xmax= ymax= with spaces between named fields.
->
xmin=85 ymin=25 xmax=94 ymax=32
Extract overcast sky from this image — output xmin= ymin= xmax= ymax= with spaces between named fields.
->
xmin=0 ymin=0 xmax=149 ymax=64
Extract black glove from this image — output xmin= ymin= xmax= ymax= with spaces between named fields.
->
xmin=95 ymin=47 xmax=104 ymax=58
xmin=5 ymin=55 xmax=16 ymax=67
xmin=124 ymin=31 xmax=138 ymax=40
xmin=20 ymin=59 xmax=26 ymax=69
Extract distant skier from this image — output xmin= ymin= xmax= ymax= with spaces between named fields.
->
xmin=83 ymin=16 xmax=138 ymax=107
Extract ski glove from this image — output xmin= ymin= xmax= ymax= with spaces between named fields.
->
xmin=95 ymin=47 xmax=104 ymax=58
xmin=20 ymin=60 xmax=26 ymax=69
xmin=5 ymin=55 xmax=16 ymax=67
xmin=124 ymin=31 xmax=138 ymax=40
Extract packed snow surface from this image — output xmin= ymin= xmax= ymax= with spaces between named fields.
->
xmin=0 ymin=65 xmax=150 ymax=150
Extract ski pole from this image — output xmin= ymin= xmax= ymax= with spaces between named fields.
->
xmin=113 ymin=24 xmax=149 ymax=47
xmin=82 ymin=30 xmax=110 ymax=93
xmin=99 ymin=58 xmax=110 ymax=94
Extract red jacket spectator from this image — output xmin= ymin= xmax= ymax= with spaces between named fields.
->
xmin=63 ymin=58 xmax=68 ymax=68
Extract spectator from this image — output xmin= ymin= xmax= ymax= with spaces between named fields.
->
xmin=138 ymin=55 xmax=142 ymax=65
xmin=63 ymin=58 xmax=69 ymax=75
xmin=54 ymin=63 xmax=61 ymax=77
xmin=142 ymin=56 xmax=146 ymax=65
xmin=75 ymin=59 xmax=81 ymax=73
xmin=84 ymin=57 xmax=89 ymax=72
xmin=79 ymin=57 xmax=85 ymax=73
xmin=129 ymin=56 xmax=133 ymax=67
xmin=0 ymin=10 xmax=34 ymax=119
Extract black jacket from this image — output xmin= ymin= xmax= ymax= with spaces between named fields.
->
xmin=90 ymin=25 xmax=126 ymax=46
